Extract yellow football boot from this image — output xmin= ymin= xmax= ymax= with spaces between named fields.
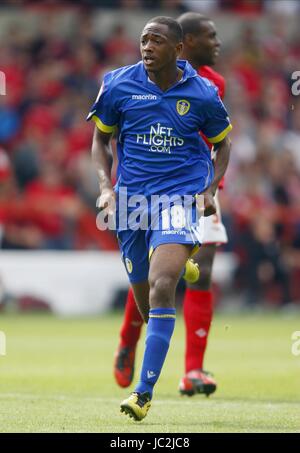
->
xmin=120 ymin=392 xmax=151 ymax=421
xmin=183 ymin=258 xmax=200 ymax=284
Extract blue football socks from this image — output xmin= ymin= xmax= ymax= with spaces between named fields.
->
xmin=135 ymin=307 xmax=176 ymax=398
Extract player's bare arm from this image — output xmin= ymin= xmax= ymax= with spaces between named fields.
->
xmin=91 ymin=127 xmax=115 ymax=215
xmin=202 ymin=135 xmax=231 ymax=216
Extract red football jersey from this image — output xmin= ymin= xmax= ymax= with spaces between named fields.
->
xmin=198 ymin=65 xmax=225 ymax=100
xmin=198 ymin=66 xmax=226 ymax=189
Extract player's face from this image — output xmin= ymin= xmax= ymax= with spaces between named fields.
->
xmin=140 ymin=23 xmax=182 ymax=73
xmin=192 ymin=21 xmax=221 ymax=66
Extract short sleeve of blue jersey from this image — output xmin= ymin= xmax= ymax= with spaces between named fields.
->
xmin=86 ymin=72 xmax=120 ymax=133
xmin=200 ymin=86 xmax=232 ymax=144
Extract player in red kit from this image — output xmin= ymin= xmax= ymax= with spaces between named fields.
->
xmin=114 ymin=12 xmax=229 ymax=397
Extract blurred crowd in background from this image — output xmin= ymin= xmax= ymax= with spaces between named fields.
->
xmin=1 ymin=0 xmax=300 ymax=15
xmin=0 ymin=0 xmax=300 ymax=307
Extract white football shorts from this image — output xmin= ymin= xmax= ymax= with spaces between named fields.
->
xmin=199 ymin=190 xmax=228 ymax=245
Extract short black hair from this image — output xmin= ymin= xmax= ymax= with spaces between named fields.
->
xmin=177 ymin=12 xmax=211 ymax=37
xmin=145 ymin=16 xmax=183 ymax=43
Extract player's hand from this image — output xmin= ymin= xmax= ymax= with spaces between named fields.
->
xmin=196 ymin=191 xmax=216 ymax=217
xmin=96 ymin=188 xmax=116 ymax=216
xmin=203 ymin=191 xmax=216 ymax=217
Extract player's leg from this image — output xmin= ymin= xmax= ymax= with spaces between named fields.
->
xmin=120 ymin=288 xmax=144 ymax=345
xmin=179 ymin=244 xmax=218 ymax=396
xmin=119 ymin=288 xmax=144 ymax=347
xmin=114 ymin=228 xmax=150 ymax=389
xmin=120 ymin=243 xmax=192 ymax=421
xmin=114 ymin=287 xmax=144 ymax=388
xmin=179 ymin=190 xmax=227 ymax=397
xmin=117 ymin=256 xmax=199 ymax=343
xmin=131 ymin=280 xmax=150 ymax=322
xmin=114 ymin=253 xmax=200 ymax=388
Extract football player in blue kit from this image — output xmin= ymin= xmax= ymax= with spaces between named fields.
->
xmin=87 ymin=16 xmax=232 ymax=421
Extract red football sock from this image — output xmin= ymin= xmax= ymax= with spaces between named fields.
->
xmin=183 ymin=288 xmax=214 ymax=373
xmin=120 ymin=287 xmax=144 ymax=348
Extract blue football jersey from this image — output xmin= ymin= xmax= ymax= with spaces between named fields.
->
xmin=87 ymin=60 xmax=232 ymax=198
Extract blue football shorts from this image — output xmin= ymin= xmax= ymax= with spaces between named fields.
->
xmin=116 ymin=197 xmax=204 ymax=284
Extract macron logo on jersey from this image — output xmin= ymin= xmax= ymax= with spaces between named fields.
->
xmin=147 ymin=370 xmax=156 ymax=379
xmin=132 ymin=94 xmax=157 ymax=100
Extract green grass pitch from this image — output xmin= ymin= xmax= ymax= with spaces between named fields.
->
xmin=0 ymin=311 xmax=299 ymax=433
